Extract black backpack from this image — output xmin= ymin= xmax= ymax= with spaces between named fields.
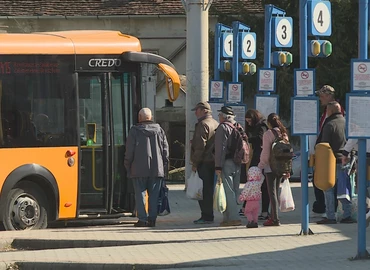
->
xmin=223 ymin=122 xmax=250 ymax=165
xmin=269 ymin=129 xmax=294 ymax=175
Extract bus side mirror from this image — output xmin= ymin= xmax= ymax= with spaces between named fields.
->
xmin=157 ymin=63 xmax=180 ymax=102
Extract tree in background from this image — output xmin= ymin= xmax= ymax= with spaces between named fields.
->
xmin=209 ymin=0 xmax=358 ymax=119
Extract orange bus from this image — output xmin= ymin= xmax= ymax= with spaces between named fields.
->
xmin=0 ymin=30 xmax=180 ymax=230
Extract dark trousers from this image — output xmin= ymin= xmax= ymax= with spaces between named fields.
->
xmin=197 ymin=161 xmax=215 ymax=221
xmin=261 ymin=177 xmax=270 ymax=213
xmin=312 ymin=172 xmax=326 ymax=214
xmin=266 ymin=172 xmax=281 ymax=222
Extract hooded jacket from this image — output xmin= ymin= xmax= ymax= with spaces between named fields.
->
xmin=246 ymin=119 xmax=268 ymax=167
xmin=124 ymin=121 xmax=169 ymax=178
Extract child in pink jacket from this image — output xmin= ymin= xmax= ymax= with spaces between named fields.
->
xmin=239 ymin=166 xmax=264 ymax=228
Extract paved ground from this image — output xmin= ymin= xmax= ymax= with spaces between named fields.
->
xmin=1 ymin=182 xmax=370 ymax=270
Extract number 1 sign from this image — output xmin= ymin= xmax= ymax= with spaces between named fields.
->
xmin=308 ymin=0 xmax=332 ymax=36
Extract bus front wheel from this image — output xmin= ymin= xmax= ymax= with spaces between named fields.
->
xmin=2 ymin=182 xmax=48 ymax=230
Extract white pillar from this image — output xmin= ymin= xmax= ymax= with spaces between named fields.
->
xmin=184 ymin=0 xmax=211 ymax=182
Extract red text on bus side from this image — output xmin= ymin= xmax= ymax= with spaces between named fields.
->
xmin=0 ymin=62 xmax=11 ymax=74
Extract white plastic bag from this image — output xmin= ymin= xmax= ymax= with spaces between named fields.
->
xmin=279 ymin=179 xmax=295 ymax=212
xmin=213 ymin=181 xmax=227 ymax=213
xmin=186 ymin=171 xmax=203 ymax=200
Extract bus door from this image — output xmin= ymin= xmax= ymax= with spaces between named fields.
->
xmin=77 ymin=72 xmax=139 ymax=214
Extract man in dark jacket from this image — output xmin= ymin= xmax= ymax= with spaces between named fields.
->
xmin=315 ymin=101 xmax=351 ymax=224
xmin=124 ymin=108 xmax=169 ymax=227
xmin=190 ymin=102 xmax=219 ymax=224
xmin=311 ymin=85 xmax=345 ymax=215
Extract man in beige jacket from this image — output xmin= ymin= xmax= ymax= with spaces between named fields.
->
xmin=190 ymin=102 xmax=219 ymax=224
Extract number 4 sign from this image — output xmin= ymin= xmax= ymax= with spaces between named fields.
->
xmin=308 ymin=0 xmax=332 ymax=36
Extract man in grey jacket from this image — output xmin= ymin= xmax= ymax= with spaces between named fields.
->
xmin=214 ymin=106 xmax=242 ymax=227
xmin=124 ymin=108 xmax=169 ymax=227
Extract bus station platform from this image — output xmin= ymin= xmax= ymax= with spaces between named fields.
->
xmin=1 ymin=182 xmax=370 ymax=270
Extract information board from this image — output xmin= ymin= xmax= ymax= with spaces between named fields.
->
xmin=346 ymin=94 xmax=370 ymax=138
xmin=291 ymin=97 xmax=319 ymax=135
xmin=227 ymin=104 xmax=246 ymax=129
xmin=209 ymin=102 xmax=224 ymax=122
xmin=255 ymin=95 xmax=279 ymax=118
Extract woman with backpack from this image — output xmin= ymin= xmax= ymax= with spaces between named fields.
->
xmin=258 ymin=113 xmax=291 ymax=226
xmin=239 ymin=109 xmax=269 ymax=220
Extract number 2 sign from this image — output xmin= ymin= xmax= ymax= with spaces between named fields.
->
xmin=308 ymin=0 xmax=332 ymax=36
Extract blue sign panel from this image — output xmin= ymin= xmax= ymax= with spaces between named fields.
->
xmin=272 ymin=17 xmax=293 ymax=48
xmin=308 ymin=0 xmax=332 ymax=36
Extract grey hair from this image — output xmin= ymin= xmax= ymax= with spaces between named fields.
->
xmin=139 ymin=108 xmax=152 ymax=121
xmin=220 ymin=112 xmax=235 ymax=121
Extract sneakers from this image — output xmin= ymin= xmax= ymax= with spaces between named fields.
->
xmin=316 ymin=218 xmax=337 ymax=224
xmin=340 ymin=217 xmax=356 ymax=224
xmin=246 ymin=221 xmax=258 ymax=228
xmin=263 ymin=218 xmax=280 ymax=226
xmin=258 ymin=213 xmax=269 ymax=220
xmin=220 ymin=220 xmax=242 ymax=227
xmin=193 ymin=218 xmax=214 ymax=224
xmin=239 ymin=209 xmax=245 ymax=216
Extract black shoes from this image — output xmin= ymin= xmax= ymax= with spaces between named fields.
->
xmin=316 ymin=218 xmax=337 ymax=224
xmin=134 ymin=219 xmax=156 ymax=227
xmin=340 ymin=217 xmax=356 ymax=224
xmin=134 ymin=220 xmax=148 ymax=227
xmin=246 ymin=221 xmax=258 ymax=228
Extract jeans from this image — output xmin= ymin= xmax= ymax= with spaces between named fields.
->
xmin=324 ymin=164 xmax=345 ymax=220
xmin=324 ymin=187 xmax=336 ymax=220
xmin=197 ymin=161 xmax=215 ymax=221
xmin=132 ymin=177 xmax=163 ymax=222
xmin=221 ymin=159 xmax=241 ymax=222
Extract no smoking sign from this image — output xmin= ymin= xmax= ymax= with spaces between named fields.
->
xmin=294 ymin=69 xmax=315 ymax=96
xmin=301 ymin=71 xmax=310 ymax=79
xmin=352 ymin=60 xmax=370 ymax=92
xmin=227 ymin=82 xmax=242 ymax=103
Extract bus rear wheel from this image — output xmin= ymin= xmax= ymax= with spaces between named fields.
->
xmin=2 ymin=183 xmax=48 ymax=231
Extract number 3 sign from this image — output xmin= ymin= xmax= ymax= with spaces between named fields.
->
xmin=308 ymin=0 xmax=332 ymax=36
xmin=272 ymin=17 xmax=293 ymax=48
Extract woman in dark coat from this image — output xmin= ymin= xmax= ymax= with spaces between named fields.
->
xmin=240 ymin=109 xmax=269 ymax=219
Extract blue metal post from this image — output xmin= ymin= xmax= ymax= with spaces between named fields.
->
xmin=214 ymin=23 xmax=221 ymax=80
xmin=264 ymin=5 xmax=273 ymax=69
xmin=232 ymin=21 xmax=240 ymax=82
xmin=356 ymin=0 xmax=369 ymax=259
xmin=264 ymin=5 xmax=273 ymax=97
xmin=299 ymin=0 xmax=311 ymax=235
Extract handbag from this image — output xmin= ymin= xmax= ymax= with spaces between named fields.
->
xmin=158 ymin=179 xmax=170 ymax=216
xmin=279 ymin=178 xmax=295 ymax=212
xmin=186 ymin=171 xmax=203 ymax=200
xmin=213 ymin=176 xmax=227 ymax=213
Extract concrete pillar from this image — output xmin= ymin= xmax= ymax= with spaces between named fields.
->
xmin=141 ymin=63 xmax=157 ymax=120
xmin=183 ymin=0 xmax=211 ymax=182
